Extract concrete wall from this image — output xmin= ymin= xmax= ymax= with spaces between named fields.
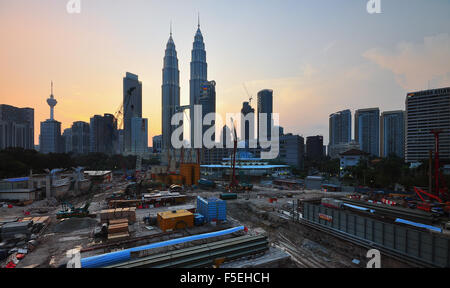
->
xmin=303 ymin=202 xmax=450 ymax=267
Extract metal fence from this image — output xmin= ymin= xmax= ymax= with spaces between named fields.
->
xmin=303 ymin=202 xmax=450 ymax=267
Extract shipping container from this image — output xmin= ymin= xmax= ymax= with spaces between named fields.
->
xmin=220 ymin=193 xmax=237 ymax=200
xmin=157 ymin=210 xmax=194 ymax=232
xmin=321 ymin=198 xmax=343 ymax=209
xmin=196 ymin=196 xmax=227 ymax=223
xmin=194 ymin=213 xmax=205 ymax=226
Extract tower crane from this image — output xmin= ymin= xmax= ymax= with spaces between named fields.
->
xmin=228 ymin=118 xmax=239 ymax=192
xmin=114 ymin=87 xmax=136 ymax=130
xmin=112 ymin=87 xmax=139 ymax=179
xmin=243 ymin=83 xmax=253 ymax=105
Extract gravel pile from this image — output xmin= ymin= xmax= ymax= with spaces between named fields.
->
xmin=52 ymin=218 xmax=98 ymax=233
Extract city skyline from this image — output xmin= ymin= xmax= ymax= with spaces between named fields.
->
xmin=1 ymin=0 xmax=450 ymax=145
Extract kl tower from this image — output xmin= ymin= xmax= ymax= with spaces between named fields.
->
xmin=47 ymin=81 xmax=57 ymax=120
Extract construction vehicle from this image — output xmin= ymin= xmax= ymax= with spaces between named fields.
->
xmin=56 ymin=199 xmax=95 ymax=219
xmin=224 ymin=118 xmax=253 ymax=192
xmin=198 ymin=178 xmax=216 ymax=189
xmin=169 ymin=184 xmax=183 ymax=193
xmin=238 ymin=170 xmax=253 ymax=191
xmin=227 ymin=118 xmax=239 ymax=192
xmin=412 ymin=130 xmax=450 ymax=215
xmin=94 ymin=223 xmax=108 ymax=239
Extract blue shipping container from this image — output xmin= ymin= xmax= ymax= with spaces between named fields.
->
xmin=194 ymin=213 xmax=205 ymax=226
xmin=197 ymin=196 xmax=226 ymax=223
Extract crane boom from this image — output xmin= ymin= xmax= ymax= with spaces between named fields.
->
xmin=243 ymin=83 xmax=253 ymax=105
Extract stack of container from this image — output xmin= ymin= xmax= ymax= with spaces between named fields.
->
xmin=194 ymin=213 xmax=205 ymax=226
xmin=1 ymin=221 xmax=33 ymax=241
xmin=180 ymin=164 xmax=200 ymax=186
xmin=196 ymin=196 xmax=227 ymax=223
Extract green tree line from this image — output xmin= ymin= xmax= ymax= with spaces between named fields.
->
xmin=0 ymin=148 xmax=159 ymax=179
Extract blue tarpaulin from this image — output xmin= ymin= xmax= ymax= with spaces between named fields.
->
xmin=395 ymin=218 xmax=442 ymax=233
xmin=81 ymin=226 xmax=244 ymax=268
xmin=4 ymin=177 xmax=29 ymax=182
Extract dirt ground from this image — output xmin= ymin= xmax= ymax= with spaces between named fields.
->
xmin=2 ymin=182 xmax=414 ymax=268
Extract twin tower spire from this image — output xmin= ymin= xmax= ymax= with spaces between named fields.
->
xmin=162 ymin=17 xmax=208 ymax=150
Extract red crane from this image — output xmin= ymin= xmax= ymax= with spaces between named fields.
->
xmin=228 ymin=118 xmax=239 ymax=192
xmin=413 ymin=129 xmax=449 ymax=213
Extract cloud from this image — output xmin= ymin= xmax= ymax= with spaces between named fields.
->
xmin=363 ymin=34 xmax=450 ymax=90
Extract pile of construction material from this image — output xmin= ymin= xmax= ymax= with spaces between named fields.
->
xmin=18 ymin=216 xmax=51 ymax=234
xmin=107 ymin=219 xmax=129 ymax=241
xmin=0 ymin=216 xmax=50 ymax=267
xmin=108 ymin=199 xmax=141 ymax=209
xmin=99 ymin=207 xmax=136 ymax=224
xmin=1 ymin=221 xmax=33 ymax=242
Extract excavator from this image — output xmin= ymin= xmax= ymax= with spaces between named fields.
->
xmin=56 ymin=197 xmax=95 ymax=219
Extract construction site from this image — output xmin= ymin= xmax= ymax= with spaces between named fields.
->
xmin=1 ymin=124 xmax=449 ymax=269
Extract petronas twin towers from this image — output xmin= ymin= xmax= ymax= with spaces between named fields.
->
xmin=162 ymin=21 xmax=215 ymax=150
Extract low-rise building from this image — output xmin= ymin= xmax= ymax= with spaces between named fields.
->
xmin=0 ymin=177 xmax=38 ymax=201
xmin=339 ymin=149 xmax=369 ymax=178
xmin=329 ymin=141 xmax=360 ymax=159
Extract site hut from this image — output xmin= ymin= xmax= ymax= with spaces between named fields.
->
xmin=0 ymin=177 xmax=38 ymax=202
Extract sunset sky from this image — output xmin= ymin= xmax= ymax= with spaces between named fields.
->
xmin=1 ymin=0 xmax=449 ymax=146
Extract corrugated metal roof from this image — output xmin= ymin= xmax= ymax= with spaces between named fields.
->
xmin=158 ymin=209 xmax=193 ymax=219
xmin=84 ymin=171 xmax=112 ymax=176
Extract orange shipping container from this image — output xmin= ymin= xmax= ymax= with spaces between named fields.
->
xmin=157 ymin=210 xmax=194 ymax=232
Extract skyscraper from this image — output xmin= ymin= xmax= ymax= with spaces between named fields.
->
xmin=329 ymin=109 xmax=352 ymax=146
xmin=279 ymin=133 xmax=304 ymax=169
xmin=306 ymin=135 xmax=324 ymax=161
xmin=380 ymin=110 xmax=405 ymax=158
xmin=328 ymin=109 xmax=353 ymax=158
xmin=123 ymin=72 xmax=142 ymax=154
xmin=199 ymin=80 xmax=216 ymax=145
xmin=71 ymin=121 xmax=90 ymax=154
xmin=406 ymin=87 xmax=450 ymax=162
xmin=257 ymin=89 xmax=273 ymax=144
xmin=131 ymin=117 xmax=148 ymax=155
xmin=0 ymin=104 xmax=34 ymax=150
xmin=90 ymin=114 xmax=118 ymax=155
xmin=40 ymin=82 xmax=62 ymax=154
xmin=241 ymin=101 xmax=255 ymax=149
xmin=62 ymin=128 xmax=72 ymax=153
xmin=162 ymin=28 xmax=180 ymax=150
xmin=189 ymin=19 xmax=208 ymax=145
xmin=355 ymin=108 xmax=380 ymax=156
